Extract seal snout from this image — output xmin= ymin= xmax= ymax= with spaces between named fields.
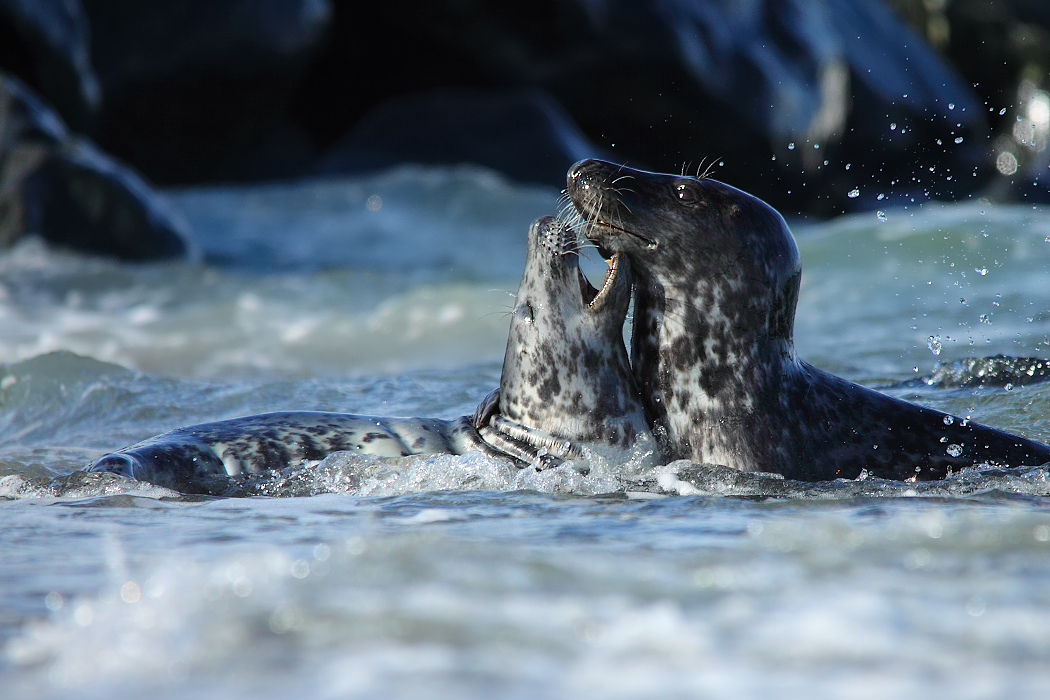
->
xmin=567 ymin=158 xmax=605 ymax=199
xmin=87 ymin=452 xmax=140 ymax=478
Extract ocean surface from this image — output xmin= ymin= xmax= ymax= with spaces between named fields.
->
xmin=3 ymin=165 xmax=1050 ymax=699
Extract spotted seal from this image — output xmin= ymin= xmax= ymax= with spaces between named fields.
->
xmin=493 ymin=214 xmax=657 ymax=469
xmin=567 ymin=158 xmax=1050 ymax=480
xmin=86 ymin=216 xmax=654 ymax=492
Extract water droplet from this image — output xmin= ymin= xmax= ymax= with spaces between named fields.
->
xmin=979 ymin=314 xmax=990 ymax=323
xmin=975 ymin=267 xmax=987 ymax=275
xmin=960 ymin=298 xmax=966 ymax=304
xmin=940 ymin=436 xmax=948 ymax=443
xmin=877 ymin=193 xmax=885 ymax=201
xmin=948 ymin=103 xmax=956 ymax=110
xmin=955 ymin=136 xmax=964 ymax=144
xmin=847 ymin=188 xmax=860 ymax=198
xmin=1006 ymin=383 xmax=1014 ymax=391
xmin=787 ymin=142 xmax=795 ymax=150
xmin=996 ymin=151 xmax=1018 ymax=176
xmin=999 ymin=107 xmax=1007 ymax=115
xmin=877 ymin=211 xmax=887 ymax=222
xmin=928 ymin=336 xmax=942 ymax=355
xmin=946 ymin=444 xmax=963 ymax=457
xmin=890 ymin=122 xmax=897 ymax=130
xmin=943 ymin=415 xmax=954 ymax=425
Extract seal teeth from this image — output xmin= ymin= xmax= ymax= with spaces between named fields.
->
xmin=586 ymin=252 xmax=619 ymax=310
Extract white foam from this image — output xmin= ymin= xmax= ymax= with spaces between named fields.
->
xmin=9 ymin=502 xmax=1050 ymax=700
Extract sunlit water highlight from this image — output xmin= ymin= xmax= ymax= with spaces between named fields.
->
xmin=2 ymin=166 xmax=1050 ymax=698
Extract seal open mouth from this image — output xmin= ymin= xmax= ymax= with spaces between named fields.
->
xmin=586 ymin=217 xmax=658 ymax=251
xmin=577 ymin=250 xmax=621 ymax=310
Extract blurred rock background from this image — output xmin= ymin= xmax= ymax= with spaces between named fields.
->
xmin=1 ymin=0 xmax=1048 ymax=258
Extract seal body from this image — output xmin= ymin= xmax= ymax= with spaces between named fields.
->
xmin=568 ymin=158 xmax=1050 ymax=480
xmin=87 ymin=412 xmax=493 ymax=493
xmin=87 ymin=216 xmax=656 ymax=491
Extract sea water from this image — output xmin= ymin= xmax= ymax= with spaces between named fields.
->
xmin=2 ymin=165 xmax=1050 ymax=699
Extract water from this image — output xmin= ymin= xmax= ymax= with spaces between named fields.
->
xmin=3 ymin=165 xmax=1050 ymax=698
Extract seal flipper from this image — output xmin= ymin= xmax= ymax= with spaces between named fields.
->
xmin=470 ymin=388 xmax=582 ymax=470
xmin=473 ymin=388 xmax=501 ymax=430
xmin=441 ymin=414 xmax=536 ymax=464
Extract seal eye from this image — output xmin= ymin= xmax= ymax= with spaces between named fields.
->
xmin=675 ymin=180 xmax=703 ymax=207
xmin=515 ymin=301 xmax=534 ymax=324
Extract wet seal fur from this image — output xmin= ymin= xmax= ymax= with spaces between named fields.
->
xmin=495 ymin=215 xmax=657 ymax=469
xmin=86 ymin=216 xmax=654 ymax=492
xmin=568 ymin=158 xmax=1050 ymax=481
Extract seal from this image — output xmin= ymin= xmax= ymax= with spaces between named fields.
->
xmin=493 ymin=213 xmax=657 ymax=469
xmin=567 ymin=158 xmax=1050 ymax=481
xmin=86 ymin=216 xmax=655 ymax=493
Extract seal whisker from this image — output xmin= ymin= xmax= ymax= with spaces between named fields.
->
xmin=699 ymin=157 xmax=720 ymax=180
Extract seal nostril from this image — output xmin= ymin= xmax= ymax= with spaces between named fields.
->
xmin=567 ymin=158 xmax=601 ymax=192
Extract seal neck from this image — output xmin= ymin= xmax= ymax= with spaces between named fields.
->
xmin=631 ymin=271 xmax=799 ymax=458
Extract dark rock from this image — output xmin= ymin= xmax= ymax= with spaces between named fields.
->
xmin=314 ymin=88 xmax=608 ymax=186
xmin=0 ymin=0 xmax=99 ymax=128
xmin=3 ymin=1 xmax=1026 ymax=214
xmin=935 ymin=0 xmax=1050 ymax=203
xmin=893 ymin=355 xmax=1050 ymax=390
xmin=1 ymin=72 xmax=190 ymax=260
xmin=301 ymin=0 xmax=987 ymax=214
xmin=79 ymin=0 xmax=331 ymax=184
xmin=82 ymin=0 xmax=331 ymax=87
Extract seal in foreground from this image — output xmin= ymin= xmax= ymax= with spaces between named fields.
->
xmin=568 ymin=158 xmax=1050 ymax=480
xmin=86 ymin=216 xmax=654 ymax=492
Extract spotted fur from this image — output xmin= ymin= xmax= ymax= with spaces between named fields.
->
xmin=497 ymin=216 xmax=658 ymax=467
xmin=87 ymin=216 xmax=656 ymax=492
xmin=568 ymin=158 xmax=1050 ymax=481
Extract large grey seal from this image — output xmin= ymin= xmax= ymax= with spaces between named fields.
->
xmin=567 ymin=158 xmax=1050 ymax=481
xmin=86 ymin=216 xmax=655 ymax=493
